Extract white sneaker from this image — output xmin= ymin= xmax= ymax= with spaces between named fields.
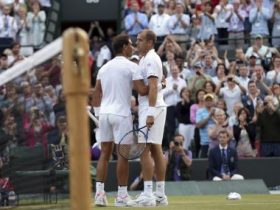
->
xmin=154 ymin=193 xmax=168 ymax=206
xmin=126 ymin=192 xmax=156 ymax=207
xmin=114 ymin=194 xmax=132 ymax=207
xmin=95 ymin=191 xmax=108 ymax=207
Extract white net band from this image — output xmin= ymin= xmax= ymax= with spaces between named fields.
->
xmin=0 ymin=38 xmax=62 ymax=87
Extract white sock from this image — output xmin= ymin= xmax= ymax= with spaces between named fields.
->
xmin=156 ymin=181 xmax=165 ymax=196
xmin=144 ymin=181 xmax=153 ymax=195
xmin=96 ymin=182 xmax=104 ymax=193
xmin=118 ymin=186 xmax=128 ymax=197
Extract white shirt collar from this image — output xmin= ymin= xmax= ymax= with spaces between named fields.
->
xmin=219 ymin=144 xmax=228 ymax=150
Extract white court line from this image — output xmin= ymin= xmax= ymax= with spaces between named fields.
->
xmin=173 ymin=201 xmax=280 ymax=205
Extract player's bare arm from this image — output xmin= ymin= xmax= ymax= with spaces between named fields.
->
xmin=133 ymin=80 xmax=149 ymax=96
xmin=146 ymin=76 xmax=158 ymax=128
xmin=92 ymin=79 xmax=102 ymax=107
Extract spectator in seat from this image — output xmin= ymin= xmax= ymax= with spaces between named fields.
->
xmin=241 ymin=80 xmax=262 ymax=120
xmin=148 ymin=3 xmax=170 ymax=49
xmin=32 ymin=82 xmax=54 ymax=123
xmin=245 ymin=35 xmax=271 ymax=66
xmin=256 ymin=95 xmax=280 ymax=157
xmin=157 ymin=35 xmax=183 ymax=62
xmin=208 ymin=129 xmax=244 ymax=181
xmin=124 ymin=1 xmax=148 ymax=43
xmin=233 ymin=108 xmax=257 ymax=158
xmin=165 ymin=134 xmax=192 ymax=181
xmin=47 ymin=114 xmax=67 ymax=145
xmin=28 ymin=1 xmax=46 ymax=49
xmin=0 ymin=54 xmax=9 ymax=72
xmin=266 ymin=56 xmax=280 ymax=86
xmin=197 ymin=1 xmax=217 ymax=41
xmin=17 ymin=5 xmax=33 ymax=56
xmin=190 ymin=89 xmax=206 ymax=157
xmin=249 ymin=0 xmax=271 ymax=41
xmin=7 ymin=41 xmax=24 ymax=67
xmin=0 ymin=5 xmax=18 ymax=39
xmin=24 ymin=106 xmax=52 ymax=154
xmin=163 ymin=64 xmax=187 ymax=149
xmin=217 ymin=75 xmax=246 ymax=116
xmin=213 ymin=0 xmax=232 ymax=45
xmin=272 ymin=0 xmax=280 ymax=48
xmin=251 ymin=64 xmax=272 ymax=97
xmin=167 ymin=2 xmax=190 ymax=49
xmin=53 ymin=89 xmax=66 ymax=117
xmin=188 ymin=62 xmax=212 ymax=100
xmin=237 ymin=64 xmax=250 ymax=92
xmin=226 ymin=0 xmax=246 ymax=49
xmin=142 ymin=0 xmax=155 ymax=21
xmin=175 ymin=87 xmax=194 ymax=150
xmin=212 ymin=63 xmax=228 ymax=87
xmin=272 ymin=82 xmax=280 ymax=104
xmin=196 ymin=93 xmax=216 ymax=158
xmin=208 ymin=108 xmax=232 ymax=152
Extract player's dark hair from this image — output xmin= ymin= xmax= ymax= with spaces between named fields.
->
xmin=112 ymin=34 xmax=130 ymax=55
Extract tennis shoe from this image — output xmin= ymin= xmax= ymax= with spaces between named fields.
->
xmin=94 ymin=191 xmax=108 ymax=207
xmin=114 ymin=194 xmax=132 ymax=207
xmin=154 ymin=193 xmax=168 ymax=206
xmin=126 ymin=192 xmax=156 ymax=207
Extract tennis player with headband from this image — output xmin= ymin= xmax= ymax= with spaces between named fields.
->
xmin=127 ymin=29 xmax=168 ymax=207
xmin=92 ymin=34 xmax=148 ymax=207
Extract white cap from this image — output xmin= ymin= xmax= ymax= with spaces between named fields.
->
xmin=227 ymin=192 xmax=241 ymax=200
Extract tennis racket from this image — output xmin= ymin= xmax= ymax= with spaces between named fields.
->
xmin=87 ymin=106 xmax=99 ymax=127
xmin=118 ymin=125 xmax=149 ymax=160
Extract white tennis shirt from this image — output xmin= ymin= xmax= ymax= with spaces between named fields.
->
xmin=138 ymin=49 xmax=166 ymax=109
xmin=97 ymin=56 xmax=143 ymax=116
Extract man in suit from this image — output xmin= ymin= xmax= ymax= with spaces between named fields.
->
xmin=208 ymin=129 xmax=244 ymax=181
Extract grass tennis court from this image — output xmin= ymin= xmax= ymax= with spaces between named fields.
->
xmin=14 ymin=194 xmax=280 ymax=210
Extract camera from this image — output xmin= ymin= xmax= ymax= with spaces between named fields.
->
xmin=174 ymin=141 xmax=182 ymax=146
xmin=263 ymin=101 xmax=268 ymax=106
xmin=196 ymin=71 xmax=201 ymax=76
xmin=227 ymin=77 xmax=233 ymax=82
xmin=34 ymin=109 xmax=40 ymax=118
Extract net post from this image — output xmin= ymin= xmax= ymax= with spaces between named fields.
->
xmin=62 ymin=28 xmax=92 ymax=210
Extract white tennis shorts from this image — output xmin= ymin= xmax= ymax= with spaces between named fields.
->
xmin=99 ymin=114 xmax=133 ymax=144
xmin=138 ymin=106 xmax=166 ymax=144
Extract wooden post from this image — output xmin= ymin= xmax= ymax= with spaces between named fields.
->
xmin=62 ymin=28 xmax=92 ymax=210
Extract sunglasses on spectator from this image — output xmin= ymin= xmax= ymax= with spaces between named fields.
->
xmin=174 ymin=141 xmax=183 ymax=146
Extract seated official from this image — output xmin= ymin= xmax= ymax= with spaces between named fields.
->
xmin=165 ymin=134 xmax=192 ymax=181
xmin=208 ymin=129 xmax=244 ymax=181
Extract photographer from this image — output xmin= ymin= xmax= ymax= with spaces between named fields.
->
xmin=256 ymin=96 xmax=280 ymax=157
xmin=188 ymin=62 xmax=212 ymax=100
xmin=24 ymin=106 xmax=51 ymax=151
xmin=165 ymin=134 xmax=192 ymax=181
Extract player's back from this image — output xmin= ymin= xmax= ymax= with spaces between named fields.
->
xmin=97 ymin=56 xmax=140 ymax=117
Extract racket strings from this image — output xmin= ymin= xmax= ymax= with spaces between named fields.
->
xmin=118 ymin=129 xmax=147 ymax=160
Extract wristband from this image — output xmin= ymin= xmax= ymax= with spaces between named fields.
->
xmin=147 ymin=106 xmax=156 ymax=117
xmin=93 ymin=107 xmax=100 ymax=117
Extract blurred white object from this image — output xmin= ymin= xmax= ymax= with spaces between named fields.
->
xmin=227 ymin=192 xmax=241 ymax=200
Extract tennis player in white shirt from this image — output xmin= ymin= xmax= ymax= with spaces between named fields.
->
xmin=92 ymin=34 xmax=148 ymax=207
xmin=127 ymin=29 xmax=168 ymax=207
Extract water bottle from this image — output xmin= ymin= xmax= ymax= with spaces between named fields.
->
xmin=8 ymin=191 xmax=16 ymax=206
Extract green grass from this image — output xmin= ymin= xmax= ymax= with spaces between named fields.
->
xmin=12 ymin=194 xmax=280 ymax=210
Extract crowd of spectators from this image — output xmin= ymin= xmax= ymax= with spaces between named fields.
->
xmin=120 ymin=0 xmax=280 ymax=161
xmin=0 ymin=0 xmax=56 ymax=171
xmin=1 ymin=0 xmax=280 ymax=191
xmin=0 ymin=0 xmax=49 ymax=55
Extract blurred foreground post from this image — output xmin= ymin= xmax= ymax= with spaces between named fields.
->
xmin=62 ymin=28 xmax=92 ymax=210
